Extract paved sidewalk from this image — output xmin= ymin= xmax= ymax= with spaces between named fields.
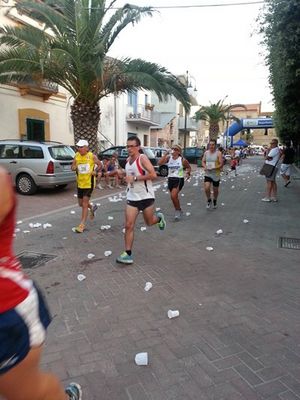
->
xmin=13 ymin=157 xmax=300 ymax=400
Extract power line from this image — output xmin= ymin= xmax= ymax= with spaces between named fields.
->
xmin=0 ymin=1 xmax=265 ymax=9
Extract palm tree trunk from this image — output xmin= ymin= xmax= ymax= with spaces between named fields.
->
xmin=209 ymin=123 xmax=220 ymax=141
xmin=70 ymin=100 xmax=100 ymax=153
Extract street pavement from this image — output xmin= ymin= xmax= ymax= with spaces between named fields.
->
xmin=12 ymin=157 xmax=300 ymax=400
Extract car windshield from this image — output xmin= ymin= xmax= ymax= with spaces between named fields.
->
xmin=142 ymin=148 xmax=155 ymax=158
xmin=49 ymin=146 xmax=75 ymax=160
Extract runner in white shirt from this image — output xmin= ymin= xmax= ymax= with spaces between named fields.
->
xmin=158 ymin=144 xmax=191 ymax=220
xmin=116 ymin=137 xmax=166 ymax=265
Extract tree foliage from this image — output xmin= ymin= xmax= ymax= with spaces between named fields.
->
xmin=194 ymin=99 xmax=245 ymax=141
xmin=259 ymin=0 xmax=300 ymax=145
xmin=0 ymin=0 xmax=191 ymax=150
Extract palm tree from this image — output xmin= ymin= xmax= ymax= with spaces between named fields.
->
xmin=194 ymin=99 xmax=245 ymax=141
xmin=0 ymin=0 xmax=191 ymax=151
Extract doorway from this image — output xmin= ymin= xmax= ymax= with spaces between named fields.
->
xmin=26 ymin=119 xmax=45 ymax=141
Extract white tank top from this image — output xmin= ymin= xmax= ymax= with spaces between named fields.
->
xmin=125 ymin=155 xmax=155 ymax=201
xmin=167 ymin=156 xmax=184 ymax=178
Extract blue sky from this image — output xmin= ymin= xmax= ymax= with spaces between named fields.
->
xmin=109 ymin=0 xmax=273 ymax=111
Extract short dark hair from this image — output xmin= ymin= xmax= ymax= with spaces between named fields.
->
xmin=127 ymin=136 xmax=141 ymax=146
xmin=209 ymin=139 xmax=216 ymax=145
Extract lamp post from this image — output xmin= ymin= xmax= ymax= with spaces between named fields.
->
xmin=183 ymin=70 xmax=197 ymax=150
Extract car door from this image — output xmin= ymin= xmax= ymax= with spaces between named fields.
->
xmin=0 ymin=144 xmax=21 ymax=181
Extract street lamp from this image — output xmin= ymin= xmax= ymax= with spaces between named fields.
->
xmin=183 ymin=70 xmax=197 ymax=150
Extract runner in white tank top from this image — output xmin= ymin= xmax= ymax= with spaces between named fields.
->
xmin=202 ymin=139 xmax=223 ymax=209
xmin=158 ymin=144 xmax=191 ymax=220
xmin=116 ymin=137 xmax=166 ymax=265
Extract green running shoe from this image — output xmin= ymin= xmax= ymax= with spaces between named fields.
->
xmin=116 ymin=251 xmax=133 ymax=264
xmin=156 ymin=212 xmax=166 ymax=230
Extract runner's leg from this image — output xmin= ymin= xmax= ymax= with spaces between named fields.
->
xmin=0 ymin=346 xmax=68 ymax=400
xmin=124 ymin=205 xmax=139 ymax=251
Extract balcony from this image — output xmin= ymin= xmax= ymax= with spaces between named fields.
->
xmin=178 ymin=116 xmax=200 ymax=131
xmin=16 ymin=78 xmax=59 ymax=100
xmin=126 ymin=104 xmax=160 ymax=127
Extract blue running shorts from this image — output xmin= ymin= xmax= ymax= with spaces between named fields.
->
xmin=0 ymin=283 xmax=51 ymax=375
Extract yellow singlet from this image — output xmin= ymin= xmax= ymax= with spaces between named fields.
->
xmin=75 ymin=151 xmax=95 ymax=189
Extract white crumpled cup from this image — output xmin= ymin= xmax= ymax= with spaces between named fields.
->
xmin=135 ymin=352 xmax=148 ymax=366
xmin=167 ymin=310 xmax=180 ymax=319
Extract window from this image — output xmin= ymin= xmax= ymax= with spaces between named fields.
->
xmin=21 ymin=145 xmax=43 ymax=159
xmin=49 ymin=146 xmax=74 ymax=160
xmin=0 ymin=145 xmax=19 ymax=159
xmin=145 ymin=94 xmax=148 ymax=106
xmin=120 ymin=149 xmax=128 ymax=157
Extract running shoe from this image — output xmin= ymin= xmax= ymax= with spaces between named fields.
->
xmin=156 ymin=212 xmax=166 ymax=230
xmin=108 ymin=184 xmax=114 ymax=189
xmin=66 ymin=382 xmax=82 ymax=400
xmin=206 ymin=200 xmax=212 ymax=209
xmin=89 ymin=204 xmax=98 ymax=220
xmin=174 ymin=210 xmax=183 ymax=221
xmin=72 ymin=224 xmax=85 ymax=233
xmin=116 ymin=251 xmax=133 ymax=264
xmin=271 ymin=197 xmax=278 ymax=202
xmin=98 ymin=184 xmax=104 ymax=189
xmin=213 ymin=200 xmax=217 ymax=209
xmin=261 ymin=197 xmax=271 ymax=202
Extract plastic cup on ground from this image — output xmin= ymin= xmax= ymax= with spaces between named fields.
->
xmin=104 ymin=250 xmax=112 ymax=257
xmin=144 ymin=282 xmax=152 ymax=291
xmin=135 ymin=352 xmax=148 ymax=366
xmin=167 ymin=310 xmax=180 ymax=319
xmin=216 ymin=229 xmax=223 ymax=235
xmin=77 ymin=274 xmax=86 ymax=281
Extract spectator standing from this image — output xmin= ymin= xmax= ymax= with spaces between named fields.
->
xmin=261 ymin=138 xmax=281 ymax=202
xmin=280 ymin=142 xmax=295 ymax=187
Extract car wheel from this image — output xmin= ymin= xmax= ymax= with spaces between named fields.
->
xmin=159 ymin=165 xmax=168 ymax=177
xmin=16 ymin=173 xmax=37 ymax=195
xmin=57 ymin=184 xmax=68 ymax=189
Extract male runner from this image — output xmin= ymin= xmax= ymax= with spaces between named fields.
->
xmin=71 ymin=139 xmax=102 ymax=233
xmin=116 ymin=137 xmax=166 ymax=264
xmin=202 ymin=139 xmax=223 ymax=209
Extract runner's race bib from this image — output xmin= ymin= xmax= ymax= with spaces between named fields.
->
xmin=206 ymin=161 xmax=215 ymax=170
xmin=77 ymin=163 xmax=90 ymax=174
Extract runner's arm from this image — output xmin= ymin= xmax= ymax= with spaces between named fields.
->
xmin=139 ymin=155 xmax=157 ymax=181
xmin=218 ymin=151 xmax=224 ymax=169
xmin=183 ymin=158 xmax=191 ymax=177
xmin=158 ymin=152 xmax=170 ymax=165
xmin=71 ymin=158 xmax=77 ymax=171
xmin=0 ymin=168 xmax=14 ymax=225
xmin=202 ymin=152 xmax=206 ymax=169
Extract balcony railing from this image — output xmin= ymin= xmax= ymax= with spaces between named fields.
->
xmin=16 ymin=78 xmax=59 ymax=100
xmin=178 ymin=116 xmax=200 ymax=131
xmin=127 ymin=104 xmax=160 ymax=126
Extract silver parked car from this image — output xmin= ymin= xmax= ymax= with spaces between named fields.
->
xmin=0 ymin=140 xmax=76 ymax=195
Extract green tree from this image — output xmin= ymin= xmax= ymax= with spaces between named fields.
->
xmin=259 ymin=0 xmax=300 ymax=145
xmin=194 ymin=99 xmax=245 ymax=141
xmin=0 ymin=0 xmax=190 ymax=151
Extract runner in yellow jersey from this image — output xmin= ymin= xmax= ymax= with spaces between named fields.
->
xmin=71 ymin=139 xmax=102 ymax=233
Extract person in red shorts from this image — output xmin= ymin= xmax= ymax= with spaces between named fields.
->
xmin=0 ymin=166 xmax=81 ymax=400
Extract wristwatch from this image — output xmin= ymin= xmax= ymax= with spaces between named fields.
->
xmin=134 ymin=176 xmax=138 ymax=182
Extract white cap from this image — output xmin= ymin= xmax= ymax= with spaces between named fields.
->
xmin=76 ymin=139 xmax=89 ymax=147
